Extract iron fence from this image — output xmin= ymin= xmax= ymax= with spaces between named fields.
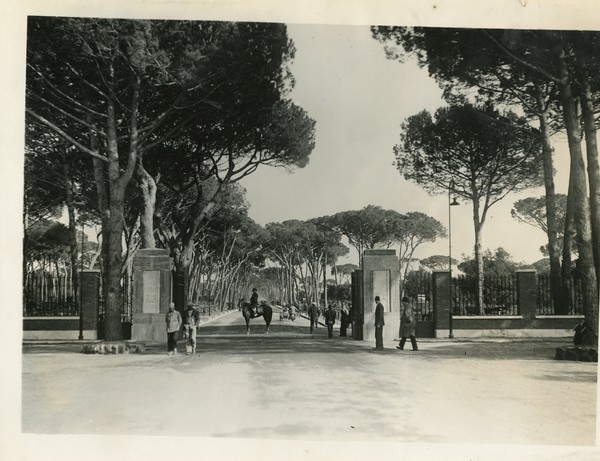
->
xmin=24 ymin=270 xmax=133 ymax=324
xmin=23 ymin=272 xmax=78 ymax=316
xmin=98 ymin=274 xmax=133 ymax=323
xmin=453 ymin=274 xmax=518 ymax=316
xmin=536 ymin=274 xmax=584 ymax=315
xmin=403 ymin=272 xmax=433 ymax=322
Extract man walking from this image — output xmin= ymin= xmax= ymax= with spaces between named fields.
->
xmin=339 ymin=304 xmax=350 ymax=337
xmin=183 ymin=302 xmax=200 ymax=354
xmin=397 ymin=296 xmax=419 ymax=351
xmin=308 ymin=302 xmax=319 ymax=334
xmin=374 ymin=296 xmax=385 ymax=350
xmin=324 ymin=304 xmax=336 ymax=339
xmin=165 ymin=302 xmax=182 ymax=355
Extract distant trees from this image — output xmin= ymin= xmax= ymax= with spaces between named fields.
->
xmin=419 ymin=255 xmax=458 ymax=271
xmin=511 ymin=195 xmax=575 ymax=270
xmin=326 ymin=206 xmax=395 ymax=261
xmin=458 ymin=248 xmax=526 ymax=279
xmin=326 ymin=206 xmax=445 ymax=282
xmin=263 ymin=219 xmax=347 ymax=307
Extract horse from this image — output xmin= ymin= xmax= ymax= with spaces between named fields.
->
xmin=241 ymin=302 xmax=273 ymax=334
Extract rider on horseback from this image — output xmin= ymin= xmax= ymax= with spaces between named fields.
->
xmin=249 ymin=288 xmax=259 ymax=318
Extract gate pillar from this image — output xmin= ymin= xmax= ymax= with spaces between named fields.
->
xmin=432 ymin=271 xmax=451 ymax=338
xmin=354 ymin=250 xmax=400 ymax=342
xmin=131 ymin=249 xmax=172 ymax=342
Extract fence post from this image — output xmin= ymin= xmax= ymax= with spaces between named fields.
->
xmin=432 ymin=271 xmax=451 ymax=338
xmin=81 ymin=269 xmax=100 ymax=339
xmin=516 ymin=270 xmax=537 ymax=325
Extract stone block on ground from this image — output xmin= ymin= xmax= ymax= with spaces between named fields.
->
xmin=81 ymin=341 xmax=146 ymax=355
xmin=554 ymin=346 xmax=597 ymax=362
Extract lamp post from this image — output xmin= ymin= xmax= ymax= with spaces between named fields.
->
xmin=448 ymin=180 xmax=459 ymax=339
xmin=79 ymin=218 xmax=84 ymax=340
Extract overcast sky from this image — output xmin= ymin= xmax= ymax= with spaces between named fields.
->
xmin=242 ymin=23 xmax=571 ymax=266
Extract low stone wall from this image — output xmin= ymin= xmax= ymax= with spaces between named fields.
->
xmin=432 ymin=270 xmax=585 ymax=339
xmin=447 ymin=315 xmax=582 ymax=338
xmin=23 ymin=317 xmax=97 ymax=340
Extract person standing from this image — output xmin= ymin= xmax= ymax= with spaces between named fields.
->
xmin=324 ymin=305 xmax=336 ymax=339
xmin=397 ymin=296 xmax=419 ymax=351
xmin=339 ymin=305 xmax=350 ymax=337
xmin=165 ymin=302 xmax=182 ymax=355
xmin=308 ymin=302 xmax=319 ymax=334
xmin=249 ymin=288 xmax=259 ymax=317
xmin=374 ymin=296 xmax=385 ymax=350
xmin=183 ymin=302 xmax=200 ymax=354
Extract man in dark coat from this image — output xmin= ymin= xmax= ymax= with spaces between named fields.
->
xmin=324 ymin=305 xmax=336 ymax=339
xmin=397 ymin=296 xmax=418 ymax=351
xmin=249 ymin=288 xmax=259 ymax=317
xmin=374 ymin=296 xmax=385 ymax=350
xmin=339 ymin=305 xmax=350 ymax=337
xmin=308 ymin=303 xmax=319 ymax=334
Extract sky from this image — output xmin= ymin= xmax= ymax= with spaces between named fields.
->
xmin=242 ymin=23 xmax=572 ymax=266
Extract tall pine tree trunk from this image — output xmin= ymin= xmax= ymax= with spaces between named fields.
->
xmin=561 ymin=174 xmax=575 ymax=312
xmin=471 ymin=186 xmax=485 ymax=314
xmin=536 ymin=91 xmax=565 ymax=313
xmin=136 ymin=160 xmax=157 ymax=249
xmin=575 ymin=49 xmax=600 ymax=288
xmin=104 ymin=197 xmax=126 ymax=340
xmin=558 ymin=47 xmax=598 ymax=345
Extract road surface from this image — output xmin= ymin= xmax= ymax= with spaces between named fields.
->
xmin=19 ymin=307 xmax=598 ymax=460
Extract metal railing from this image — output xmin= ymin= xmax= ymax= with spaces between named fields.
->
xmin=536 ymin=274 xmax=584 ymax=315
xmin=23 ymin=272 xmax=77 ymax=316
xmin=453 ymin=274 xmax=518 ymax=316
xmin=403 ymin=272 xmax=433 ymax=322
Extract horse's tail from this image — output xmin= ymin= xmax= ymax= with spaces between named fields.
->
xmin=263 ymin=305 xmax=273 ymax=324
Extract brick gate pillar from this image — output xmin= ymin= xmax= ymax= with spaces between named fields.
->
xmin=80 ymin=269 xmax=100 ymax=339
xmin=432 ymin=271 xmax=451 ymax=338
xmin=516 ymin=270 xmax=537 ymax=326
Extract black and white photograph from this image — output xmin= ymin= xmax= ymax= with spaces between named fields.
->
xmin=2 ymin=1 xmax=599 ymax=460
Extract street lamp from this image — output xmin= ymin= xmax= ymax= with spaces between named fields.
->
xmin=448 ymin=180 xmax=460 ymax=339
xmin=79 ymin=219 xmax=84 ymax=340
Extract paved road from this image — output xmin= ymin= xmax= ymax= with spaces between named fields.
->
xmin=20 ymin=308 xmax=598 ymax=459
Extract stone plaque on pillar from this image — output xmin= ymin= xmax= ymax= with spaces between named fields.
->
xmin=361 ymin=250 xmax=400 ymax=342
xmin=142 ymin=271 xmax=161 ymax=314
xmin=131 ymin=249 xmax=172 ymax=342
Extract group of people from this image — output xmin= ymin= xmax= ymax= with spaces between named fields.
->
xmin=165 ymin=302 xmax=200 ymax=355
xmin=375 ymin=295 xmax=419 ymax=351
xmin=165 ymin=288 xmax=418 ymax=353
xmin=307 ymin=302 xmax=352 ymax=338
